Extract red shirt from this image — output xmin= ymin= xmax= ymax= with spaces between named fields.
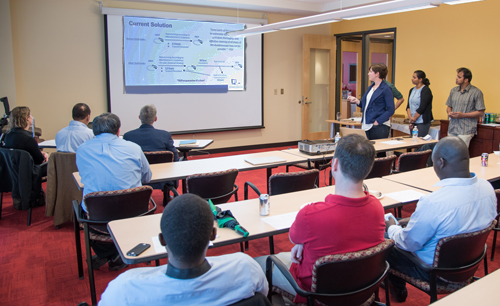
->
xmin=289 ymin=192 xmax=385 ymax=303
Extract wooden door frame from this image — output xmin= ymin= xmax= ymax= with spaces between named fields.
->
xmin=302 ymin=34 xmax=335 ymax=140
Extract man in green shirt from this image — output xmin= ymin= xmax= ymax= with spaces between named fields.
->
xmin=383 ymin=79 xmax=405 ymax=110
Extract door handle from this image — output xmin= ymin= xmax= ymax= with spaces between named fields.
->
xmin=305 ymin=101 xmax=312 ymax=104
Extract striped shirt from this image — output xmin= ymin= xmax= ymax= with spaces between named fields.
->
xmin=446 ymin=84 xmax=485 ymax=135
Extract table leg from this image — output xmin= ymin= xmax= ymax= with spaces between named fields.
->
xmin=330 ymin=122 xmax=334 ymax=139
xmin=269 ymin=236 xmax=275 ymax=254
xmin=182 ymin=179 xmax=187 ymax=194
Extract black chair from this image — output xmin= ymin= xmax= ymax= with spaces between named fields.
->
xmin=0 ymin=147 xmax=45 ymax=225
xmin=366 ymin=155 xmax=397 ymax=179
xmin=143 ymin=151 xmax=176 ymax=206
xmin=490 ymin=189 xmax=500 ymax=261
xmin=72 ymin=186 xmax=157 ymax=306
xmin=393 ymin=149 xmax=432 ymax=173
xmin=388 ymin=220 xmax=497 ymax=303
xmin=170 ymin=168 xmax=239 ymax=204
xmin=266 ymin=239 xmax=395 ymax=306
xmin=244 ymin=169 xmax=319 ymax=254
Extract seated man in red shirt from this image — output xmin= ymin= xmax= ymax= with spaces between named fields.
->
xmin=256 ymin=134 xmax=386 ymax=304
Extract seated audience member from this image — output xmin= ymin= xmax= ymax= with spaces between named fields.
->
xmin=3 ymin=106 xmax=48 ymax=206
xmin=256 ymin=134 xmax=385 ymax=304
xmin=123 ymin=104 xmax=179 ymax=161
xmin=55 ymin=103 xmax=93 ymax=152
xmin=99 ymin=193 xmax=268 ymax=306
xmin=76 ymin=112 xmax=152 ymax=271
xmin=385 ymin=136 xmax=497 ymax=302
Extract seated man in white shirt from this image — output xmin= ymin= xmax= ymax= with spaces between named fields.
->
xmin=385 ymin=136 xmax=497 ymax=302
xmin=99 ymin=193 xmax=268 ymax=306
xmin=55 ymin=103 xmax=94 ymax=152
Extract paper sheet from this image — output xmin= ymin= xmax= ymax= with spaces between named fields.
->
xmin=151 ymin=236 xmax=166 ymax=254
xmin=381 ymin=140 xmax=406 ymax=145
xmin=385 ymin=190 xmax=426 ymax=202
xmin=261 ymin=211 xmax=299 ymax=230
xmin=38 ymin=139 xmax=56 ymax=147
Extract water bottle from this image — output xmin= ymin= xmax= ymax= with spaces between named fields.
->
xmin=334 ymin=132 xmax=341 ymax=144
xmin=412 ymin=126 xmax=418 ymax=142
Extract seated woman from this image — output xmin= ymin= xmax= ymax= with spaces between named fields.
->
xmin=407 ymin=70 xmax=433 ymax=137
xmin=3 ymin=106 xmax=48 ymax=206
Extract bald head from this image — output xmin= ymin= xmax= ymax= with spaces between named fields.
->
xmin=432 ymin=136 xmax=470 ymax=180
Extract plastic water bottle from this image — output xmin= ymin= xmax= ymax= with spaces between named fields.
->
xmin=412 ymin=126 xmax=418 ymax=142
xmin=334 ymin=132 xmax=341 ymax=144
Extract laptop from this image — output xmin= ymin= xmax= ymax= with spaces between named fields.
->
xmin=340 ymin=127 xmax=368 ymax=139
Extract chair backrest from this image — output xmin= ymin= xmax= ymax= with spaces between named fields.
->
xmin=495 ymin=190 xmax=500 ymax=215
xmin=365 ymin=155 xmax=396 ymax=179
xmin=311 ymin=239 xmax=395 ymax=306
xmin=143 ymin=151 xmax=174 ymax=164
xmin=269 ymin=169 xmax=319 ymax=196
xmin=83 ymin=186 xmax=153 ymax=232
xmin=0 ymin=147 xmax=38 ymax=210
xmin=395 ymin=149 xmax=432 ymax=172
xmin=433 ymin=220 xmax=497 ymax=282
xmin=186 ymin=169 xmax=238 ymax=204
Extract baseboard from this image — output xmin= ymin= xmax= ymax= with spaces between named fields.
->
xmin=188 ymin=140 xmax=300 ymax=156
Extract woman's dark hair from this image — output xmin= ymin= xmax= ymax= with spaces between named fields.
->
xmin=414 ymin=70 xmax=430 ymax=86
xmin=370 ymin=64 xmax=388 ymax=80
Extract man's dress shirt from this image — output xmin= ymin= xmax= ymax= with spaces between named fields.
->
xmin=55 ymin=120 xmax=94 ymax=153
xmin=123 ymin=124 xmax=179 ymax=161
xmin=388 ymin=173 xmax=497 ymax=265
xmin=445 ymin=84 xmax=485 ymax=135
xmin=76 ymin=133 xmax=152 ymax=211
xmin=98 ymin=253 xmax=268 ymax=306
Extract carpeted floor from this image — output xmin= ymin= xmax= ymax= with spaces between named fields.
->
xmin=0 ymin=146 xmax=498 ymax=305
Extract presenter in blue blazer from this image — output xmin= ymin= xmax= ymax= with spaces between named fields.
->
xmin=347 ymin=64 xmax=395 ymax=140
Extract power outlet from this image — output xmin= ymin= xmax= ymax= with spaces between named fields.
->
xmin=274 ymin=89 xmax=278 ymax=95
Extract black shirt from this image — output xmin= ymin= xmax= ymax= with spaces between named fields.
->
xmin=3 ymin=128 xmax=45 ymax=164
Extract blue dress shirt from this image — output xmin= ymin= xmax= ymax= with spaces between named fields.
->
xmin=76 ymin=133 xmax=152 ymax=211
xmin=98 ymin=253 xmax=268 ymax=306
xmin=55 ymin=120 xmax=94 ymax=153
xmin=388 ymin=173 xmax=497 ymax=265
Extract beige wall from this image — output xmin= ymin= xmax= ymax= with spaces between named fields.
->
xmin=8 ymin=0 xmax=331 ymax=149
xmin=331 ymin=0 xmax=500 ymax=120
xmin=0 ymin=0 xmax=16 ymax=108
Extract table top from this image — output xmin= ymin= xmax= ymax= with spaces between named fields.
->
xmin=281 ymin=137 xmax=438 ymax=161
xmin=73 ymin=150 xmax=309 ymax=189
xmin=383 ymin=154 xmax=500 ymax=192
xmin=326 ymin=119 xmax=362 ymax=126
xmin=38 ymin=138 xmax=213 ymax=150
xmin=431 ymin=268 xmax=500 ymax=305
xmin=108 ymin=177 xmax=429 ymax=264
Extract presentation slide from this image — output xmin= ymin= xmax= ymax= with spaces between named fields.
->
xmin=123 ymin=16 xmax=245 ymax=93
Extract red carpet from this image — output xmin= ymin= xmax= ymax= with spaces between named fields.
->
xmin=0 ymin=146 xmax=498 ymax=305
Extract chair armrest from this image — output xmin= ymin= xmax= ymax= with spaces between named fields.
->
xmin=393 ymin=245 xmax=432 ymax=272
xmin=138 ymin=198 xmax=157 ymax=217
xmin=244 ymin=181 xmax=261 ymax=200
xmin=265 ymin=255 xmax=311 ymax=299
xmin=165 ymin=184 xmax=180 ymax=197
xmin=72 ymin=200 xmax=85 ymax=223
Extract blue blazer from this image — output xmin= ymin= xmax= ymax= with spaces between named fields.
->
xmin=359 ymin=81 xmax=395 ymax=125
xmin=123 ymin=124 xmax=179 ymax=161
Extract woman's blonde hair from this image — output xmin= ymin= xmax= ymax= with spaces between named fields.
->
xmin=8 ymin=106 xmax=31 ymax=130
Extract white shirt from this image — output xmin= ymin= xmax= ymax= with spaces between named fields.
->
xmin=98 ymin=253 xmax=269 ymax=306
xmin=388 ymin=173 xmax=497 ymax=265
xmin=55 ymin=120 xmax=94 ymax=153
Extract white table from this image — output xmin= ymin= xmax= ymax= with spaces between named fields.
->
xmin=391 ymin=123 xmax=440 ymax=140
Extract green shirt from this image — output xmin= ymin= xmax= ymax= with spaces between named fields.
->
xmin=383 ymin=80 xmax=403 ymax=100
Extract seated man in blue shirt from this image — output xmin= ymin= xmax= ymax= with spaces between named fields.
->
xmin=99 ymin=193 xmax=268 ymax=306
xmin=385 ymin=136 xmax=497 ymax=302
xmin=124 ymin=104 xmax=179 ymax=205
xmin=76 ymin=112 xmax=152 ymax=271
xmin=55 ymin=103 xmax=94 ymax=152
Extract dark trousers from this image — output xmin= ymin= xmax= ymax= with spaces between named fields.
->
xmin=387 ymin=248 xmax=430 ymax=290
xmin=415 ymin=122 xmax=431 ymax=137
xmin=365 ymin=124 xmax=390 ymax=140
